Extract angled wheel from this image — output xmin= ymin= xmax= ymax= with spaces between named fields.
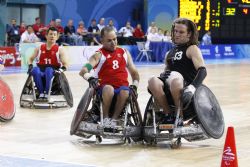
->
xmin=193 ymin=85 xmax=225 ymax=139
xmin=143 ymin=96 xmax=154 ymax=126
xmin=70 ymin=87 xmax=94 ymax=135
xmin=142 ymin=96 xmax=155 ymax=144
xmin=128 ymin=90 xmax=143 ymax=142
xmin=0 ymin=78 xmax=15 ymax=121
xmin=59 ymin=73 xmax=73 ymax=107
xmin=19 ymin=75 xmax=34 ymax=107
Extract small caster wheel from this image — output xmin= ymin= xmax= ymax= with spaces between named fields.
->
xmin=96 ymin=135 xmax=102 ymax=144
xmin=124 ymin=137 xmax=131 ymax=144
xmin=171 ymin=137 xmax=181 ymax=149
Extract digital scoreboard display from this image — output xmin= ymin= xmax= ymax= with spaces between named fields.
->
xmin=179 ymin=0 xmax=250 ymax=43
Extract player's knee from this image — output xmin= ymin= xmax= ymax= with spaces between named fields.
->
xmin=102 ymin=85 xmax=114 ymax=97
xmin=170 ymin=78 xmax=183 ymax=91
xmin=31 ymin=67 xmax=40 ymax=75
xmin=119 ymin=89 xmax=129 ymax=99
xmin=45 ymin=67 xmax=54 ymax=74
xmin=148 ymin=77 xmax=162 ymax=92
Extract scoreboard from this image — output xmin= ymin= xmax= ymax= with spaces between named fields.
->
xmin=179 ymin=0 xmax=250 ymax=43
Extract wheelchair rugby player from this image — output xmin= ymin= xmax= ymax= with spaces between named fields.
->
xmin=144 ymin=18 xmax=224 ymax=147
xmin=20 ymin=27 xmax=73 ymax=108
xmin=70 ymin=27 xmax=142 ymax=143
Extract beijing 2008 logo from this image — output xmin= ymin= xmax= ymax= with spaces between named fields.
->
xmin=222 ymin=146 xmax=235 ymax=165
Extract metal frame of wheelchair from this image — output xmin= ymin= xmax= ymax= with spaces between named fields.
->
xmin=143 ymin=85 xmax=225 ymax=148
xmin=70 ymin=86 xmax=143 ymax=144
xmin=19 ymin=72 xmax=73 ymax=108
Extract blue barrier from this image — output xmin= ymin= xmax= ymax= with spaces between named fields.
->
xmin=200 ymin=44 xmax=250 ymax=59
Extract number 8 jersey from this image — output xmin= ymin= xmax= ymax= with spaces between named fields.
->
xmin=36 ymin=43 xmax=61 ymax=68
xmin=94 ymin=47 xmax=129 ymax=89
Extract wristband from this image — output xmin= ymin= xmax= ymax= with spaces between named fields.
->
xmin=84 ymin=63 xmax=93 ymax=72
xmin=132 ymin=80 xmax=139 ymax=87
xmin=83 ymin=73 xmax=92 ymax=80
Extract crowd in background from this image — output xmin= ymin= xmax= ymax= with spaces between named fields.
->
xmin=5 ymin=17 xmax=172 ymax=47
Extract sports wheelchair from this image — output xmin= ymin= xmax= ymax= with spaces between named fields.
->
xmin=143 ymin=85 xmax=225 ymax=148
xmin=0 ymin=78 xmax=15 ymax=122
xmin=19 ymin=72 xmax=73 ymax=108
xmin=70 ymin=85 xmax=143 ymax=144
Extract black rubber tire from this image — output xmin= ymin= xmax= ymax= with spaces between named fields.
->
xmin=70 ymin=87 xmax=94 ymax=135
xmin=59 ymin=73 xmax=73 ymax=107
xmin=194 ymin=85 xmax=225 ymax=139
xmin=19 ymin=75 xmax=33 ymax=107
xmin=129 ymin=91 xmax=143 ymax=142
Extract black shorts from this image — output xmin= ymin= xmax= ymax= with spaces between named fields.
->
xmin=157 ymin=76 xmax=175 ymax=107
xmin=158 ymin=77 xmax=196 ymax=120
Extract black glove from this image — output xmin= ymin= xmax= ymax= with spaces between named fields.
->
xmin=159 ymin=70 xmax=171 ymax=80
xmin=88 ymin=77 xmax=99 ymax=89
xmin=54 ymin=66 xmax=67 ymax=76
xmin=129 ymin=85 xmax=138 ymax=98
xmin=27 ymin=64 xmax=33 ymax=74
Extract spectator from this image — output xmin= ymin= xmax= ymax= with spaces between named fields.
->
xmin=5 ymin=19 xmax=20 ymax=46
xmin=64 ymin=19 xmax=77 ymax=45
xmin=33 ymin=17 xmax=47 ymax=41
xmin=145 ymin=27 xmax=161 ymax=49
xmin=77 ymin=21 xmax=90 ymax=45
xmin=20 ymin=25 xmax=40 ymax=43
xmin=201 ymin=30 xmax=212 ymax=45
xmin=47 ymin=19 xmax=56 ymax=28
xmin=163 ymin=30 xmax=172 ymax=42
xmin=55 ymin=19 xmax=64 ymax=34
xmin=55 ymin=19 xmax=65 ymax=45
xmin=133 ymin=23 xmax=145 ymax=40
xmin=19 ymin=22 xmax=26 ymax=35
xmin=97 ymin=18 xmax=105 ymax=31
xmin=157 ymin=28 xmax=164 ymax=41
xmin=118 ymin=21 xmax=134 ymax=45
xmin=88 ymin=19 xmax=101 ymax=45
xmin=147 ymin=21 xmax=158 ymax=35
xmin=118 ymin=21 xmax=134 ymax=37
xmin=107 ymin=19 xmax=117 ymax=33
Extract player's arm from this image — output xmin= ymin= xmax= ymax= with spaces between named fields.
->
xmin=186 ymin=45 xmax=207 ymax=88
xmin=79 ymin=52 xmax=101 ymax=79
xmin=28 ymin=47 xmax=39 ymax=65
xmin=126 ymin=49 xmax=140 ymax=87
xmin=164 ymin=51 xmax=170 ymax=71
xmin=59 ymin=46 xmax=69 ymax=69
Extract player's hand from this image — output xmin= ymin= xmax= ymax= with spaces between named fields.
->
xmin=54 ymin=66 xmax=66 ymax=76
xmin=159 ymin=70 xmax=171 ymax=79
xmin=27 ymin=64 xmax=33 ymax=74
xmin=129 ymin=85 xmax=138 ymax=99
xmin=183 ymin=84 xmax=196 ymax=95
xmin=88 ymin=77 xmax=99 ymax=89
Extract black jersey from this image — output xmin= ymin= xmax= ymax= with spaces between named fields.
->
xmin=166 ymin=44 xmax=197 ymax=85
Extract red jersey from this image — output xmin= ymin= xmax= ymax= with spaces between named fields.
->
xmin=33 ymin=23 xmax=46 ymax=38
xmin=36 ymin=43 xmax=61 ymax=68
xmin=56 ymin=25 xmax=64 ymax=34
xmin=133 ymin=28 xmax=144 ymax=38
xmin=95 ymin=47 xmax=129 ymax=88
